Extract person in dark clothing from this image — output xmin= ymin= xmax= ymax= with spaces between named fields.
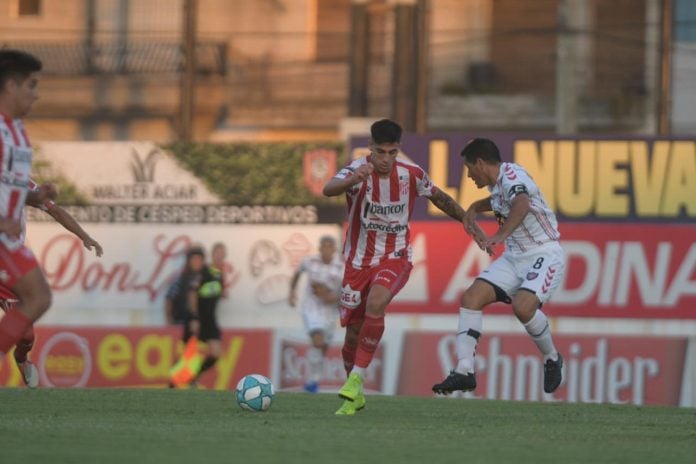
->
xmin=188 ymin=243 xmax=226 ymax=381
xmin=164 ymin=246 xmax=205 ymax=326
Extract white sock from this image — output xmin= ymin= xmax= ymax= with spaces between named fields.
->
xmin=455 ymin=307 xmax=482 ymax=374
xmin=352 ymin=366 xmax=366 ymax=378
xmin=523 ymin=310 xmax=558 ymax=362
xmin=307 ymin=346 xmax=324 ymax=383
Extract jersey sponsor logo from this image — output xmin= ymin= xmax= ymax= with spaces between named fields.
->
xmin=526 ymin=272 xmax=539 ymax=280
xmin=363 ymin=221 xmax=408 ymax=233
xmin=365 ymin=202 xmax=406 ymax=216
xmin=374 ymin=269 xmax=400 ymax=286
xmin=340 ymin=284 xmax=361 ymax=309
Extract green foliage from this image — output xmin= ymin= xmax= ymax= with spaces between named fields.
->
xmin=32 ymin=158 xmax=90 ymax=206
xmin=165 ymin=142 xmax=346 ymax=205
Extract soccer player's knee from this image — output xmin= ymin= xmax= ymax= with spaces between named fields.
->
xmin=460 ymin=290 xmax=481 ymax=309
xmin=512 ymin=303 xmax=534 ymax=323
xmin=31 ymin=291 xmax=52 ymax=318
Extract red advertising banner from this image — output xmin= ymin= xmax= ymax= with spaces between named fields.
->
xmin=277 ymin=339 xmax=384 ymax=393
xmin=0 ymin=327 xmax=272 ymax=389
xmin=398 ymin=332 xmax=688 ymax=406
xmin=390 ymin=221 xmax=696 ymax=319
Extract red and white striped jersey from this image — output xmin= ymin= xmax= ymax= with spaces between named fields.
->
xmin=334 ymin=156 xmax=437 ymax=269
xmin=0 ymin=114 xmax=33 ymax=251
xmin=490 ymin=162 xmax=560 ymax=253
xmin=17 ymin=178 xmax=55 ymax=245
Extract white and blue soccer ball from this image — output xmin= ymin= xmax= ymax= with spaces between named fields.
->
xmin=235 ymin=374 xmax=275 ymax=412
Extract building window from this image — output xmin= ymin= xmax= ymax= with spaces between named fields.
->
xmin=18 ymin=0 xmax=41 ymax=16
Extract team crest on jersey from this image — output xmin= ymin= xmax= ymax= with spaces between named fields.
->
xmin=399 ymin=180 xmax=409 ymax=195
xmin=526 ymin=272 xmax=539 ymax=280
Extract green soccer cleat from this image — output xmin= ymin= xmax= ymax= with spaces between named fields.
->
xmin=338 ymin=372 xmax=363 ymax=401
xmin=335 ymin=393 xmax=366 ymax=416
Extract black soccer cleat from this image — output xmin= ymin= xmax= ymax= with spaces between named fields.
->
xmin=432 ymin=371 xmax=477 ymax=395
xmin=544 ymin=353 xmax=564 ymax=393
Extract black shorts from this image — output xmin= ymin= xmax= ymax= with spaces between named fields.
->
xmin=182 ymin=308 xmax=221 ymax=343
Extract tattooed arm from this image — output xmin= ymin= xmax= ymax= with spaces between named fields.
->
xmin=428 ymin=189 xmax=494 ymax=256
xmin=428 ymin=188 xmax=466 ymax=221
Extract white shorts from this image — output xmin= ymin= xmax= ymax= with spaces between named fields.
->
xmin=301 ymin=298 xmax=338 ymax=340
xmin=477 ymin=241 xmax=565 ymax=304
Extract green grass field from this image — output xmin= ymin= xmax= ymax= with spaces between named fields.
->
xmin=0 ymin=389 xmax=694 ymax=464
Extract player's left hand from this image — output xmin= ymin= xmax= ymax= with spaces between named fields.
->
xmin=482 ymin=232 xmax=506 ymax=251
xmin=83 ymin=236 xmax=103 ymax=257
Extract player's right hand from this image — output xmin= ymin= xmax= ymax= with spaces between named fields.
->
xmin=351 ymin=163 xmax=374 ymax=184
xmin=463 ymin=219 xmax=494 ymax=257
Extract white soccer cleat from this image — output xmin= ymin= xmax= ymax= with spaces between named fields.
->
xmin=18 ymin=361 xmax=39 ymax=388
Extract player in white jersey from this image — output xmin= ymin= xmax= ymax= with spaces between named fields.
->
xmin=433 ymin=138 xmax=565 ymax=396
xmin=0 ymin=49 xmax=55 ymax=370
xmin=324 ymin=119 xmax=487 ymax=415
xmin=288 ymin=236 xmax=343 ymax=393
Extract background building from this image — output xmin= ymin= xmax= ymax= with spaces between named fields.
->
xmin=1 ymin=0 xmax=691 ymax=141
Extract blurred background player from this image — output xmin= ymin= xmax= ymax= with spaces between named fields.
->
xmin=288 ymin=235 xmax=343 ymax=393
xmin=432 ymin=138 xmax=565 ymax=396
xmin=0 ymin=49 xmax=53 ymax=371
xmin=0 ymin=179 xmax=103 ymax=387
xmin=323 ymin=119 xmax=486 ymax=415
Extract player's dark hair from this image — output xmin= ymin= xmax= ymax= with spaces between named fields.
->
xmin=370 ymin=119 xmax=402 ymax=144
xmin=0 ymin=49 xmax=43 ymax=89
xmin=187 ymin=246 xmax=205 ymax=258
xmin=460 ymin=138 xmax=501 ymax=164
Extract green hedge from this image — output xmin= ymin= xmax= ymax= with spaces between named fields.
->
xmin=165 ymin=142 xmax=346 ymax=205
xmin=33 ymin=158 xmax=90 ymax=206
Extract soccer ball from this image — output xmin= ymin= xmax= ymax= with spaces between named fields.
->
xmin=235 ymin=374 xmax=275 ymax=412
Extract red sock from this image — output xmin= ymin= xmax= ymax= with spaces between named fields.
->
xmin=342 ymin=343 xmax=357 ymax=377
xmin=0 ymin=310 xmax=33 ymax=354
xmin=13 ymin=325 xmax=35 ymax=363
xmin=354 ymin=314 xmax=385 ymax=369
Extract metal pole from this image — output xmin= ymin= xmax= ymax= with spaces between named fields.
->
xmin=415 ymin=0 xmax=429 ymax=133
xmin=555 ymin=0 xmax=577 ymax=134
xmin=180 ymin=0 xmax=198 ymax=142
xmin=657 ymin=0 xmax=673 ymax=135
xmin=348 ymin=0 xmax=370 ymax=116
xmin=391 ymin=0 xmax=419 ymax=131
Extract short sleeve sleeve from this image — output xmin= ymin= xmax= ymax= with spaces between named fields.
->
xmin=415 ymin=166 xmax=437 ymax=198
xmin=500 ymin=164 xmax=538 ymax=202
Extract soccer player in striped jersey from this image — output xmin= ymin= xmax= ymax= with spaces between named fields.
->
xmin=323 ymin=119 xmax=486 ymax=415
xmin=0 ymin=179 xmax=103 ymax=387
xmin=432 ymin=138 xmax=565 ymax=396
xmin=0 ymin=49 xmax=53 ymax=371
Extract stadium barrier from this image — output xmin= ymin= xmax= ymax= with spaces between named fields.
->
xmin=1 ymin=326 xmax=693 ymax=408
